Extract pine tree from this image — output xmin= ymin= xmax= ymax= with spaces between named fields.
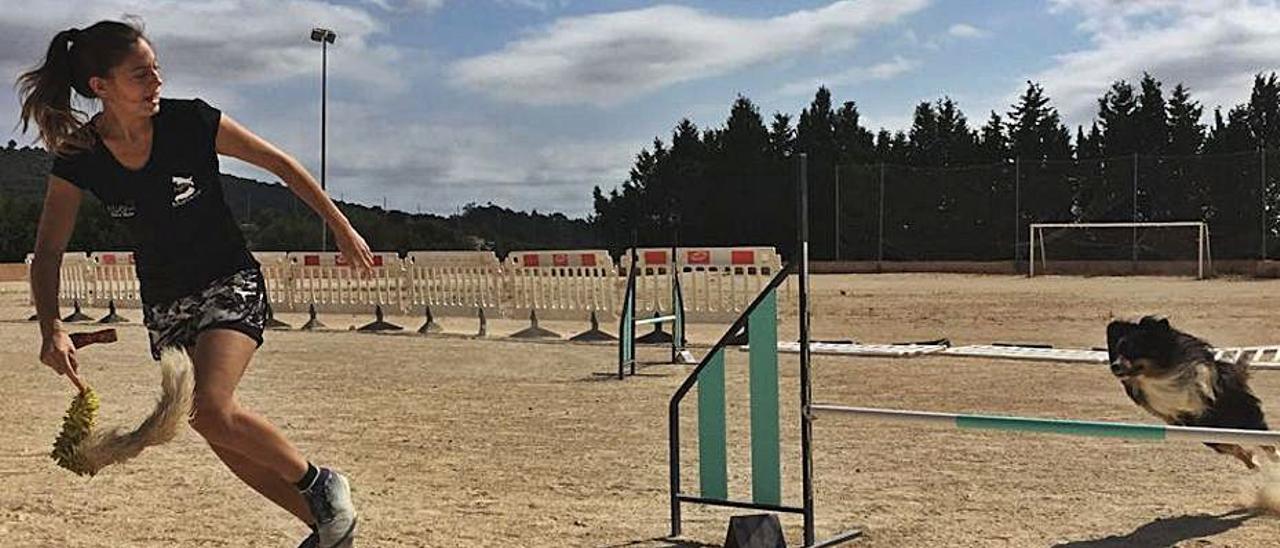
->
xmin=976 ymin=111 xmax=1008 ymax=163
xmin=1248 ymin=72 xmax=1280 ymax=148
xmin=1166 ymin=84 xmax=1205 ymax=156
xmin=796 ymin=87 xmax=838 ymax=258
xmin=1134 ymin=73 xmax=1169 ymax=155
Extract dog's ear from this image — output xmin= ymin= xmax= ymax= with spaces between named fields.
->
xmin=1106 ymin=320 xmax=1136 ymax=360
xmin=1138 ymin=316 xmax=1170 ymax=331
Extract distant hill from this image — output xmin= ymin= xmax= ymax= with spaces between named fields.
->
xmin=0 ymin=143 xmax=598 ymax=262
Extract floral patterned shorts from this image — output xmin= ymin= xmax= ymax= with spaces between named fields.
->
xmin=142 ymin=268 xmax=267 ymax=360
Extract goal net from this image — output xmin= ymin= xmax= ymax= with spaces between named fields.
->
xmin=1028 ymin=221 xmax=1211 ymax=279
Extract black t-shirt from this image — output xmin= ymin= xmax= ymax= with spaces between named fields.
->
xmin=50 ymin=98 xmax=258 ymax=305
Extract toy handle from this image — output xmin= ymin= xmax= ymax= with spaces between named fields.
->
xmin=63 ymin=329 xmax=117 ymax=393
xmin=70 ymin=329 xmax=117 ymax=349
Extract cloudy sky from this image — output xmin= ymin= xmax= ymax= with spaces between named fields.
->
xmin=2 ymin=0 xmax=1278 ymax=217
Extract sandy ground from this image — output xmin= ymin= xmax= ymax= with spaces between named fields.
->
xmin=2 ymin=273 xmax=1280 ymax=547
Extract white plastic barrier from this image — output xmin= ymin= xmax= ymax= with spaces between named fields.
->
xmin=252 ymin=252 xmax=293 ymax=310
xmin=623 ymin=246 xmax=787 ymax=316
xmin=620 ymin=248 xmax=679 ymax=317
xmin=289 ymin=251 xmax=405 ymax=313
xmin=55 ymin=252 xmax=97 ymax=307
xmin=27 ymin=252 xmax=95 ymax=310
xmin=41 ymin=246 xmax=789 ymax=323
xmin=507 ymin=250 xmax=618 ymax=317
xmin=404 ymin=251 xmax=504 ymax=314
xmin=89 ymin=251 xmax=141 ymax=308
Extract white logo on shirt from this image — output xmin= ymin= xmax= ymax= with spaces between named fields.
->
xmin=172 ymin=176 xmax=201 ymax=207
xmin=107 ymin=202 xmax=136 ymax=218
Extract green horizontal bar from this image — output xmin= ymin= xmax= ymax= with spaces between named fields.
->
xmin=955 ymin=414 xmax=1167 ymax=441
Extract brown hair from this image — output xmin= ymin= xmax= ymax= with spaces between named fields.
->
xmin=16 ymin=19 xmax=147 ymax=155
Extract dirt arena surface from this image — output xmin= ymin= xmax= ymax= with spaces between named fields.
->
xmin=3 ymin=273 xmax=1280 ymax=547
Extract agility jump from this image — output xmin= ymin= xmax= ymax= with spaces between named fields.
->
xmin=665 ymin=153 xmax=1280 ymax=547
xmin=618 ymin=245 xmax=688 ymax=379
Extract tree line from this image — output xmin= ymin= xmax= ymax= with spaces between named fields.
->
xmin=592 ymin=74 xmax=1280 ymax=260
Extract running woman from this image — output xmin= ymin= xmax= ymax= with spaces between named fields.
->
xmin=20 ymin=19 xmax=367 ymax=548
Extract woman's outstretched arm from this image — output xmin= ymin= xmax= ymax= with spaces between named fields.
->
xmin=214 ymin=114 xmax=375 ymax=272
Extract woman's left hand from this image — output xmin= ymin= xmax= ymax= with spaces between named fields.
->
xmin=333 ymin=224 xmax=375 ymax=275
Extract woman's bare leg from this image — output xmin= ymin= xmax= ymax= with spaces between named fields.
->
xmin=186 ymin=329 xmax=312 ymax=512
xmin=207 ymin=441 xmax=313 ymax=524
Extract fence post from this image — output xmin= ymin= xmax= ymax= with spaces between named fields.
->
xmin=834 ymin=164 xmax=841 ymax=261
xmin=1014 ymin=157 xmax=1021 ymax=270
xmin=877 ymin=163 xmax=885 ymax=265
xmin=1132 ymin=152 xmax=1139 ymax=266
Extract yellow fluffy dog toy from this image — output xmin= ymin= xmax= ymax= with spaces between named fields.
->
xmin=51 ymin=329 xmax=194 ymax=477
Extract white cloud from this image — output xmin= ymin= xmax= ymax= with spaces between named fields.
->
xmin=447 ymin=0 xmax=929 ymax=106
xmin=0 ymin=0 xmax=413 ymax=99
xmin=947 ymin=23 xmax=986 ymax=38
xmin=778 ymin=56 xmax=920 ymax=97
xmin=218 ymin=99 xmax=633 ymax=216
xmin=1036 ymin=0 xmax=1280 ymax=127
xmin=1048 ymin=0 xmax=1241 ymax=35
xmin=363 ymin=0 xmax=445 ymax=12
xmin=364 ymin=0 xmax=566 ymax=13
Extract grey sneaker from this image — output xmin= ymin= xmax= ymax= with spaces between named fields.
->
xmin=302 ymin=468 xmax=357 ymax=548
xmin=297 ymin=531 xmax=318 ymax=548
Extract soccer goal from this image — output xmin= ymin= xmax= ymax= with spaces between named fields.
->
xmin=1028 ymin=221 xmax=1212 ymax=279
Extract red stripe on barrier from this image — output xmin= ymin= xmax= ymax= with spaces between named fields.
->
xmin=581 ymin=253 xmax=596 ymax=267
xmin=372 ymin=256 xmax=384 ymax=267
xmin=644 ymin=251 xmax=667 ymax=265
xmin=523 ymin=254 xmax=540 ymax=267
xmin=553 ymin=253 xmax=569 ymax=267
xmin=687 ymin=250 xmax=710 ymax=265
xmin=304 ymin=255 xmax=320 ymax=266
xmin=102 ymin=255 xmax=116 ymax=265
xmin=731 ymin=250 xmax=755 ymax=265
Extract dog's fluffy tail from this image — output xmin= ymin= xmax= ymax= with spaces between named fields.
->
xmin=76 ymin=351 xmax=195 ymax=476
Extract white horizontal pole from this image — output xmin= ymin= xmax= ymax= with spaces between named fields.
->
xmin=636 ymin=315 xmax=678 ymax=326
xmin=1030 ymin=222 xmax=1206 ymax=229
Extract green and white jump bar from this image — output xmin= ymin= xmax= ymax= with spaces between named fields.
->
xmin=812 ymin=405 xmax=1280 ymax=445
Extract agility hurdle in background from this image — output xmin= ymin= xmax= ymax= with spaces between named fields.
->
xmin=618 ymin=246 xmax=688 ymax=379
xmin=668 ymin=154 xmax=1280 ymax=547
xmin=624 ymin=245 xmax=786 ymax=321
